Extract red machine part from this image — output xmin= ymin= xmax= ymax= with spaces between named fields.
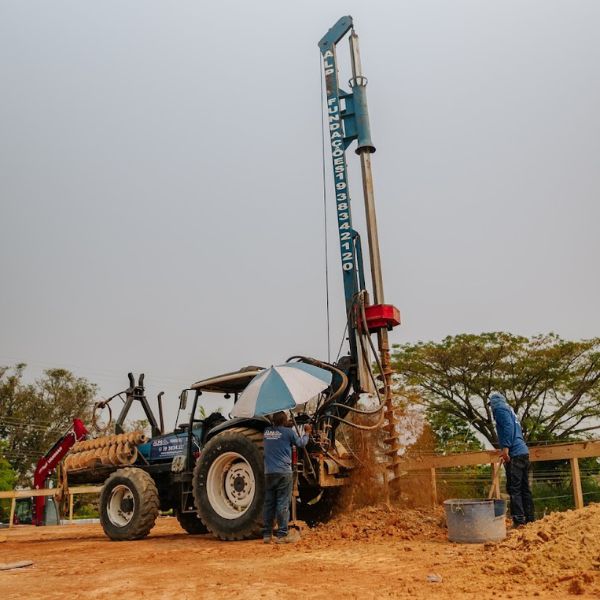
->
xmin=363 ymin=304 xmax=401 ymax=332
xmin=31 ymin=418 xmax=88 ymax=526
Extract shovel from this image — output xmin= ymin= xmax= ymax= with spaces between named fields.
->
xmin=487 ymin=460 xmax=502 ymax=499
xmin=288 ymin=447 xmax=302 ymax=538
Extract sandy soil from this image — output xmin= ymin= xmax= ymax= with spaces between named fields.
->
xmin=1 ymin=505 xmax=599 ymax=600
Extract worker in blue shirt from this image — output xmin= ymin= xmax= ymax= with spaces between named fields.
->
xmin=263 ymin=411 xmax=311 ymax=544
xmin=488 ymin=392 xmax=535 ymax=526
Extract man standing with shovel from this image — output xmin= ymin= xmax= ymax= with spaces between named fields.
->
xmin=262 ymin=411 xmax=312 ymax=544
xmin=488 ymin=392 xmax=535 ymax=527
xmin=229 ymin=362 xmax=332 ymax=543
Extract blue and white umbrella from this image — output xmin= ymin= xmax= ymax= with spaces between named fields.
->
xmin=231 ymin=363 xmax=333 ymax=418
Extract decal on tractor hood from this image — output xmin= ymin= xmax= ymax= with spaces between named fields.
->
xmin=150 ymin=435 xmax=186 ymax=459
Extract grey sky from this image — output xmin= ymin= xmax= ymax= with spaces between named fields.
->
xmin=1 ymin=1 xmax=599 ymax=424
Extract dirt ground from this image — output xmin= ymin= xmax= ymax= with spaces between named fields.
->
xmin=2 ymin=504 xmax=600 ymax=600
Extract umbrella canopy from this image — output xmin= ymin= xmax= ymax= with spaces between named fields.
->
xmin=230 ymin=363 xmax=333 ymax=418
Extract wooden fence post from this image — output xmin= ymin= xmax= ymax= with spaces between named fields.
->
xmin=491 ymin=461 xmax=501 ymax=498
xmin=9 ymin=496 xmax=16 ymax=529
xmin=430 ymin=467 xmax=437 ymax=507
xmin=69 ymin=493 xmax=74 ymax=522
xmin=570 ymin=457 xmax=584 ymax=509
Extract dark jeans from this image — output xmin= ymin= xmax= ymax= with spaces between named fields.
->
xmin=263 ymin=472 xmax=293 ymax=539
xmin=505 ymin=454 xmax=535 ymax=526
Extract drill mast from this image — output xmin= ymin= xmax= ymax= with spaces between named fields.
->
xmin=319 ymin=16 xmax=402 ymax=482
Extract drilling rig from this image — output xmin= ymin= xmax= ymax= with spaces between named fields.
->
xmin=62 ymin=16 xmax=401 ymax=541
xmin=317 ymin=15 xmax=402 ymax=483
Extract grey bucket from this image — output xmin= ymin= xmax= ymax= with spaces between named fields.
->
xmin=443 ymin=498 xmax=506 ymax=543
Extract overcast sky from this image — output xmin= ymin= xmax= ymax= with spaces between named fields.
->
xmin=1 ymin=1 xmax=598 ymax=424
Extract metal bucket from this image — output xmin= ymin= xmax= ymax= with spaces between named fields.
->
xmin=443 ymin=498 xmax=506 ymax=543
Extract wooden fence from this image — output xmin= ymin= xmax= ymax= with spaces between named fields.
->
xmin=0 ymin=486 xmax=102 ymax=527
xmin=400 ymin=440 xmax=600 ymax=509
xmin=2 ymin=441 xmax=599 ymax=526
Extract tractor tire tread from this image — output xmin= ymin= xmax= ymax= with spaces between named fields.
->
xmin=100 ymin=467 xmax=159 ymax=541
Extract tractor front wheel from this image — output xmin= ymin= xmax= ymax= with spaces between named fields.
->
xmin=99 ymin=467 xmax=159 ymax=541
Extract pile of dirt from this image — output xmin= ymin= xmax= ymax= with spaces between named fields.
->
xmin=483 ymin=503 xmax=600 ymax=595
xmin=300 ymin=504 xmax=446 ymax=546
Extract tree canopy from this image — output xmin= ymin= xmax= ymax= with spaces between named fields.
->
xmin=424 ymin=403 xmax=483 ymax=453
xmin=0 ymin=441 xmax=16 ymax=491
xmin=392 ymin=333 xmax=600 ymax=448
xmin=0 ymin=441 xmax=17 ymax=522
xmin=0 ymin=364 xmax=97 ymax=484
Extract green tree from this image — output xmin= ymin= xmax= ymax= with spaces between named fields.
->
xmin=0 ymin=364 xmax=97 ymax=484
xmin=392 ymin=332 xmax=600 ymax=447
xmin=0 ymin=441 xmax=17 ymax=521
xmin=425 ymin=402 xmax=483 ymax=453
xmin=121 ymin=419 xmax=150 ymax=436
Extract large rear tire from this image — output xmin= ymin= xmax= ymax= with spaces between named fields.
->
xmin=193 ymin=428 xmax=264 ymax=540
xmin=176 ymin=511 xmax=208 ymax=535
xmin=99 ymin=467 xmax=159 ymax=541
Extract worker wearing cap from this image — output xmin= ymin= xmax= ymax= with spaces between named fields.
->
xmin=262 ymin=411 xmax=312 ymax=544
xmin=488 ymin=392 xmax=535 ymax=527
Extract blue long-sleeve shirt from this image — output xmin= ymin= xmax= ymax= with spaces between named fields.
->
xmin=489 ymin=394 xmax=529 ymax=457
xmin=263 ymin=426 xmax=309 ymax=474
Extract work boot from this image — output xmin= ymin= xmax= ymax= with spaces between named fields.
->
xmin=276 ymin=535 xmax=296 ymax=544
xmin=263 ymin=536 xmax=272 ymax=544
xmin=276 ymin=529 xmax=300 ymax=544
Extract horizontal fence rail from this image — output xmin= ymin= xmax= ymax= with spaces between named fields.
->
xmin=399 ymin=440 xmax=600 ymax=509
xmin=0 ymin=486 xmax=103 ymax=528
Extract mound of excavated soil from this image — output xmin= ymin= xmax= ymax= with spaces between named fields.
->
xmin=483 ymin=503 xmax=600 ymax=595
xmin=299 ymin=504 xmax=446 ymax=546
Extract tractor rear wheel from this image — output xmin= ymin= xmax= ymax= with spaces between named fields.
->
xmin=193 ymin=428 xmax=264 ymax=540
xmin=176 ymin=511 xmax=208 ymax=535
xmin=99 ymin=467 xmax=159 ymax=541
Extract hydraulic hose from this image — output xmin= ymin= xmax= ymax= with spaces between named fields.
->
xmin=318 ymin=408 xmax=385 ymax=431
xmin=316 ymin=291 xmax=393 ymax=430
xmin=357 ymin=290 xmax=388 ymax=398
xmin=91 ymin=401 xmax=113 ymax=434
xmin=290 ymin=292 xmax=392 ymax=432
